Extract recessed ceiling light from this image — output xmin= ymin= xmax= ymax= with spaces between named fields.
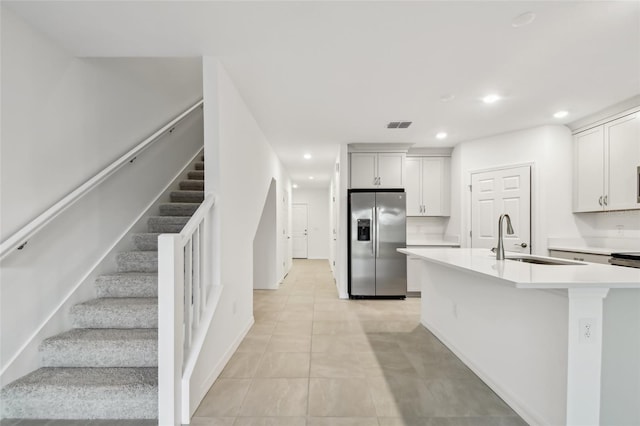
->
xmin=308 ymin=176 xmax=314 ymax=180
xmin=483 ymin=94 xmax=501 ymax=104
xmin=553 ymin=110 xmax=569 ymax=119
xmin=303 ymin=153 xmax=312 ymax=159
xmin=512 ymin=12 xmax=536 ymax=28
xmin=292 ymin=184 xmax=298 ymax=189
xmin=436 ymin=132 xmax=448 ymax=140
xmin=440 ymin=94 xmax=455 ymax=102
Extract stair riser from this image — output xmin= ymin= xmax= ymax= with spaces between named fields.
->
xmin=170 ymin=191 xmax=204 ymax=203
xmin=70 ymin=306 xmax=157 ymax=328
xmin=132 ymin=234 xmax=159 ymax=251
xmin=194 ymin=162 xmax=205 ymax=170
xmin=147 ymin=217 xmax=189 ymax=233
xmin=187 ymin=171 xmax=204 ymax=180
xmin=159 ymin=202 xmax=200 ymax=216
xmin=40 ymin=342 xmax=157 ymax=368
xmin=116 ymin=253 xmax=157 ymax=273
xmin=179 ymin=180 xmax=204 ymax=190
xmin=95 ymin=276 xmax=157 ymax=298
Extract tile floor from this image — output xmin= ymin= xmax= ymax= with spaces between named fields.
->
xmin=191 ymin=259 xmax=527 ymax=426
xmin=0 ymin=259 xmax=527 ymax=426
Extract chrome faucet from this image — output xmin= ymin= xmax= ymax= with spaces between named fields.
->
xmin=496 ymin=214 xmax=514 ymax=260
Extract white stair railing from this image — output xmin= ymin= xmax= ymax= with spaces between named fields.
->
xmin=158 ymin=193 xmax=217 ymax=425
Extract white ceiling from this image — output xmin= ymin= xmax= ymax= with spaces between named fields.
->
xmin=6 ymin=1 xmax=640 ymax=188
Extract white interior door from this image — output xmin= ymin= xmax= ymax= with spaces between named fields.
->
xmin=292 ymin=204 xmax=308 ymax=258
xmin=471 ymin=166 xmax=531 ymax=254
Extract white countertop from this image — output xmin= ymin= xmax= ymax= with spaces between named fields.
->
xmin=406 ymin=239 xmax=460 ymax=247
xmin=547 ymin=245 xmax=628 ymax=256
xmin=547 ymin=237 xmax=639 ymax=256
xmin=398 ymin=247 xmax=640 ymax=290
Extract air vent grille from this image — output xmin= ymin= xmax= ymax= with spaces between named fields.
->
xmin=387 ymin=121 xmax=412 ymax=129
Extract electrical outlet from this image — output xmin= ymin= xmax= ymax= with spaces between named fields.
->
xmin=579 ymin=318 xmax=596 ymax=343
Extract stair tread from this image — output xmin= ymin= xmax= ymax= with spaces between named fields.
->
xmin=2 ymin=367 xmax=157 ymax=394
xmin=74 ymin=297 xmax=157 ymax=308
xmin=1 ymin=368 xmax=157 ymax=419
xmin=42 ymin=328 xmax=157 ymax=344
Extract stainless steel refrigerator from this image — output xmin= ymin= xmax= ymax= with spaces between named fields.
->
xmin=349 ymin=190 xmax=407 ymax=297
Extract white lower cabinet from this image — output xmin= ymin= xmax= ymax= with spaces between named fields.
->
xmin=548 ymin=250 xmax=611 ymax=265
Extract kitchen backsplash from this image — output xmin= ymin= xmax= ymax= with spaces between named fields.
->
xmin=406 ymin=216 xmax=458 ymax=244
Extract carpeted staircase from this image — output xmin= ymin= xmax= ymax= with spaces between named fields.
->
xmin=1 ymin=156 xmax=205 ymax=420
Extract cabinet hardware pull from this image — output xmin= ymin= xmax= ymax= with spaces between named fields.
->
xmin=604 ymin=195 xmax=608 ymax=206
xmin=598 ymin=196 xmax=603 ymax=206
xmin=515 ymin=243 xmax=528 ymax=248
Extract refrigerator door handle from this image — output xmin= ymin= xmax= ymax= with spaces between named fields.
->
xmin=371 ymin=208 xmax=375 ymax=255
xmin=375 ymin=207 xmax=380 ymax=258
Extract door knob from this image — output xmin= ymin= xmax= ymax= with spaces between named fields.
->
xmin=515 ymin=243 xmax=528 ymax=248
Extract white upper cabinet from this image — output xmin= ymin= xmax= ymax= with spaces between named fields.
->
xmin=404 ymin=156 xmax=450 ymax=216
xmin=573 ymin=111 xmax=640 ymax=212
xmin=607 ymin=113 xmax=640 ymax=210
xmin=350 ymin=152 xmax=405 ymax=188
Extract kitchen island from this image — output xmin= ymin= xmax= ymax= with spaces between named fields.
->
xmin=398 ymin=247 xmax=640 ymax=426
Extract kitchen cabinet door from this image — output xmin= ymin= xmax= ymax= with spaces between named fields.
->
xmin=405 ymin=157 xmax=422 ymax=216
xmin=574 ymin=126 xmax=605 ymax=212
xmin=422 ymin=158 xmax=450 ymax=216
xmin=606 ymin=112 xmax=640 ymax=211
xmin=350 ymin=153 xmax=377 ymax=188
xmin=377 ymin=153 xmax=405 ymax=188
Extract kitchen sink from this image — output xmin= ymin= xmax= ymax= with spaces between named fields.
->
xmin=506 ymin=255 xmax=586 ymax=266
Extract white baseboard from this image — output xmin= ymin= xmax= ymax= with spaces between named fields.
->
xmin=422 ymin=319 xmax=546 ymax=426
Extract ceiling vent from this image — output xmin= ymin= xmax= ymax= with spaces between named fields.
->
xmin=387 ymin=121 xmax=412 ymax=129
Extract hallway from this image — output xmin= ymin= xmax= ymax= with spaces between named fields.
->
xmin=192 ymin=259 xmax=526 ymax=426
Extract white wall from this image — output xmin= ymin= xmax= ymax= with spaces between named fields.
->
xmin=188 ymin=59 xmax=292 ymax=417
xmin=253 ymin=180 xmax=278 ymax=289
xmin=332 ymin=145 xmax=349 ymax=299
xmin=447 ymin=125 xmax=583 ymax=255
xmin=292 ymin=188 xmax=330 ymax=259
xmin=0 ymin=8 xmax=204 ymax=386
xmin=0 ymin=7 xmax=203 ymax=241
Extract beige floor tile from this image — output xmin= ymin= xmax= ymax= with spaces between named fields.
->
xmin=308 ymin=378 xmax=377 ymax=417
xmin=311 ymin=334 xmax=372 ymax=353
xmin=313 ymin=320 xmax=364 ymax=335
xmin=266 ymin=334 xmax=312 ymax=352
xmin=246 ymin=322 xmax=276 ymax=336
xmin=279 ymin=310 xmax=314 ymax=321
xmin=236 ymin=335 xmax=270 ymax=353
xmin=233 ymin=418 xmax=306 ymax=426
xmin=367 ymin=376 xmax=438 ymax=418
xmin=314 ymin=310 xmax=359 ymax=321
xmin=220 ymin=352 xmax=263 ymax=378
xmin=273 ymin=320 xmax=313 ymax=335
xmin=189 ymin=417 xmax=236 ymax=426
xmin=254 ymin=310 xmax=282 ymax=323
xmin=310 ymin=352 xmax=366 ymax=378
xmin=239 ymin=378 xmax=309 ymax=416
xmin=306 ymin=417 xmax=379 ymax=426
xmin=287 ymin=295 xmax=315 ymax=305
xmin=313 ymin=301 xmax=351 ymax=312
xmin=255 ymin=352 xmax=311 ymax=377
xmin=403 ymin=351 xmax=476 ymax=380
xmin=194 ymin=379 xmax=251 ymax=417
